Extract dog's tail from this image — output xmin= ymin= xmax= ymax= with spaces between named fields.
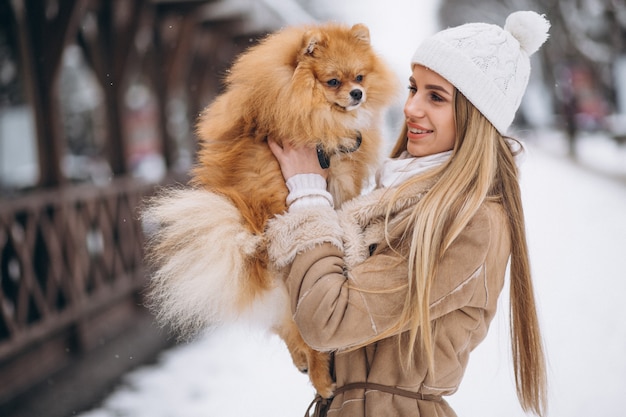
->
xmin=141 ymin=187 xmax=282 ymax=339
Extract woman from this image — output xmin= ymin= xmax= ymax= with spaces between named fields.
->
xmin=266 ymin=11 xmax=550 ymax=417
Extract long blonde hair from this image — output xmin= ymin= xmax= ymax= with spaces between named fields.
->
xmin=386 ymin=89 xmax=547 ymax=416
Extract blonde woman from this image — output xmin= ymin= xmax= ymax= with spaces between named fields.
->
xmin=267 ymin=10 xmax=550 ymax=417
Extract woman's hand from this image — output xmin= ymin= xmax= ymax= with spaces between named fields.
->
xmin=268 ymin=139 xmax=329 ymax=181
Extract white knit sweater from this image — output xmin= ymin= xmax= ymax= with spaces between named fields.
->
xmin=285 ymin=150 xmax=452 ymax=211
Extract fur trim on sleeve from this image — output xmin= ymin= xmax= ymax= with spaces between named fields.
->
xmin=266 ymin=206 xmax=344 ymax=268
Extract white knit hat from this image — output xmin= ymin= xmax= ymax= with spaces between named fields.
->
xmin=411 ymin=11 xmax=550 ymax=135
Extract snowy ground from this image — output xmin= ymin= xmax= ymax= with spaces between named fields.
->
xmin=76 ymin=132 xmax=626 ymax=417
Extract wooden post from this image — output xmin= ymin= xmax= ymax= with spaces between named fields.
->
xmin=13 ymin=0 xmax=86 ymax=188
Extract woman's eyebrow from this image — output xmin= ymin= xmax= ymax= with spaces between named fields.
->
xmin=425 ymin=84 xmax=452 ymax=96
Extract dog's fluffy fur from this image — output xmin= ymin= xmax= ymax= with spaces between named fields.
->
xmin=143 ymin=22 xmax=397 ymax=398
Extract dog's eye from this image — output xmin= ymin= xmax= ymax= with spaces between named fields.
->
xmin=355 ymin=75 xmax=363 ymax=82
xmin=326 ymin=79 xmax=341 ymax=88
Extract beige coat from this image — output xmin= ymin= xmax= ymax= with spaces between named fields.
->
xmin=266 ymin=178 xmax=511 ymax=417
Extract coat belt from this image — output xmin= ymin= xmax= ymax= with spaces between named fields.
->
xmin=305 ymin=382 xmax=442 ymax=417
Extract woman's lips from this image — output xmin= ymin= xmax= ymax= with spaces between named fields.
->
xmin=407 ymin=123 xmax=433 ymax=138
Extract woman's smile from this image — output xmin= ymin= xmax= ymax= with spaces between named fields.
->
xmin=407 ymin=122 xmax=434 ymax=139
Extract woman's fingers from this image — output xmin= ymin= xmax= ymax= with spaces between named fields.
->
xmin=268 ymin=139 xmax=328 ymax=180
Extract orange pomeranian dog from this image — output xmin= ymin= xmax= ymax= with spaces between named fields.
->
xmin=143 ymin=22 xmax=398 ymax=398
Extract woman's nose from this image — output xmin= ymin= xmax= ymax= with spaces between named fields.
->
xmin=404 ymin=95 xmax=425 ymax=118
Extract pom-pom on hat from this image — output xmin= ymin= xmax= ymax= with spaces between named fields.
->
xmin=411 ymin=11 xmax=550 ymax=135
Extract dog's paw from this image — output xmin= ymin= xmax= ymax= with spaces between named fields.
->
xmin=308 ymin=350 xmax=336 ymax=399
xmin=291 ymin=351 xmax=309 ymax=374
xmin=318 ymin=382 xmax=336 ymax=399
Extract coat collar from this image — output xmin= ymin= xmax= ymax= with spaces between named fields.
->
xmin=339 ymin=176 xmax=437 ymax=228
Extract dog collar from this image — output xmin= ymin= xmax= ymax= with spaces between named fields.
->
xmin=316 ymin=131 xmax=362 ymax=169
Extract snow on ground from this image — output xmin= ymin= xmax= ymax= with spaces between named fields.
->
xmin=77 ymin=325 xmax=315 ymax=417
xmin=77 ymin=133 xmax=626 ymax=417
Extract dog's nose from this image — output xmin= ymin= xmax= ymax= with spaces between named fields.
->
xmin=350 ymin=89 xmax=363 ymax=101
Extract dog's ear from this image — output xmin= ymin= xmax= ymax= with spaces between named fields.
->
xmin=350 ymin=24 xmax=370 ymax=44
xmin=302 ymin=29 xmax=327 ymax=56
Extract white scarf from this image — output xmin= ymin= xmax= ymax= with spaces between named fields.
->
xmin=376 ymin=150 xmax=452 ymax=188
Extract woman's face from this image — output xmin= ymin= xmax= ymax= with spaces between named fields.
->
xmin=404 ymin=65 xmax=456 ymax=157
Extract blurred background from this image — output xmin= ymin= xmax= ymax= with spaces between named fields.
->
xmin=0 ymin=0 xmax=624 ymax=416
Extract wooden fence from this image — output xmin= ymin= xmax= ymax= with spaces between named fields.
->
xmin=0 ymin=177 xmax=154 ymax=401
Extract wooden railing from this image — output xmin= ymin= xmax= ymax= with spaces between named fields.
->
xmin=0 ymin=177 xmax=156 ymax=401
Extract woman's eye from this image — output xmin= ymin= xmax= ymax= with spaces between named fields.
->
xmin=430 ymin=93 xmax=444 ymax=102
xmin=407 ymin=85 xmax=417 ymax=94
xmin=327 ymin=79 xmax=340 ymax=87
